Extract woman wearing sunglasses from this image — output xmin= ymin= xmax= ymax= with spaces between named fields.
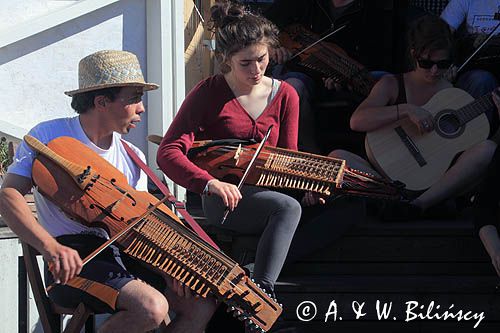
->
xmin=320 ymin=15 xmax=499 ymax=220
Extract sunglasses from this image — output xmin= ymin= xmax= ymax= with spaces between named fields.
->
xmin=417 ymin=58 xmax=452 ymax=69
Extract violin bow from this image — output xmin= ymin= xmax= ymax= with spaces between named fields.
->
xmin=220 ymin=125 xmax=273 ymax=224
xmin=290 ymin=24 xmax=347 ymax=61
xmin=456 ymin=20 xmax=500 ymax=74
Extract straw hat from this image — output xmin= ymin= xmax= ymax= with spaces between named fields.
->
xmin=64 ymin=50 xmax=159 ymax=96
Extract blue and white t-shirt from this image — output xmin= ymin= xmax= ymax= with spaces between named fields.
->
xmin=441 ymin=0 xmax=500 ymax=34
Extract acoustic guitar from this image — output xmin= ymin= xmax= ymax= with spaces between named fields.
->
xmin=365 ymin=88 xmax=494 ymax=191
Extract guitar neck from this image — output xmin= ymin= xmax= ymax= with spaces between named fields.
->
xmin=456 ymin=93 xmax=495 ymax=125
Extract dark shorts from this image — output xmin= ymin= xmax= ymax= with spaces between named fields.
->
xmin=46 ymin=234 xmax=166 ymax=313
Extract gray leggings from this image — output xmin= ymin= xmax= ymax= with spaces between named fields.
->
xmin=202 ymin=185 xmax=301 ymax=292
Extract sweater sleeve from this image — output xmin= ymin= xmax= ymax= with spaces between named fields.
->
xmin=156 ymin=80 xmax=215 ymax=194
xmin=277 ymin=82 xmax=299 ymax=150
xmin=473 ymin=146 xmax=500 ymax=234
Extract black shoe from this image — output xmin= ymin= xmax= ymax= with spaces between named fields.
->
xmin=377 ymin=201 xmax=423 ymax=221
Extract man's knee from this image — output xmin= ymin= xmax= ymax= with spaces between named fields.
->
xmin=140 ymin=292 xmax=169 ymax=327
xmin=118 ymin=281 xmax=169 ymax=328
xmin=457 ymin=70 xmax=498 ymax=98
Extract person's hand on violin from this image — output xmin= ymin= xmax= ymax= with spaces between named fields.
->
xmin=269 ymin=47 xmax=292 ymax=64
xmin=206 ymin=179 xmax=242 ymax=211
xmin=405 ymin=104 xmax=434 ymax=134
xmin=301 ymin=192 xmax=326 ymax=207
xmin=44 ymin=240 xmax=83 ymax=285
xmin=323 ymin=77 xmax=353 ymax=92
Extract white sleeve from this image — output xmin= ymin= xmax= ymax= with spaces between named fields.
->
xmin=441 ymin=0 xmax=469 ymax=30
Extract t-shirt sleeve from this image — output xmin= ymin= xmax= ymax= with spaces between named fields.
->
xmin=440 ymin=0 xmax=468 ymax=30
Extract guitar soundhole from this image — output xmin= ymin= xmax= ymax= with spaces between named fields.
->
xmin=436 ymin=112 xmax=462 ymax=138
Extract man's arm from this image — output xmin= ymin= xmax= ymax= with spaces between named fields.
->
xmin=0 ymin=173 xmax=82 ymax=284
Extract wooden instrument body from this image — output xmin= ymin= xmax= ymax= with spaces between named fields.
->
xmin=279 ymin=24 xmax=375 ymax=97
xmin=30 ymin=136 xmax=281 ymax=332
xmin=365 ymin=88 xmax=489 ymax=191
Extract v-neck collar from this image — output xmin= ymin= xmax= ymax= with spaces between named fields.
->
xmin=222 ymin=75 xmax=283 ymax=122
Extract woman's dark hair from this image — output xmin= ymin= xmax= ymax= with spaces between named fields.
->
xmin=407 ymin=15 xmax=454 ymax=68
xmin=208 ymin=0 xmax=279 ymax=73
xmin=70 ymin=87 xmax=122 ymax=114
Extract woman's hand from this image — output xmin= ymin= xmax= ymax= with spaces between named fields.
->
xmin=405 ymin=104 xmax=434 ymax=134
xmin=207 ymin=179 xmax=242 ymax=211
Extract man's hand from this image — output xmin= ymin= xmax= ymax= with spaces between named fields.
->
xmin=44 ymin=241 xmax=82 ymax=285
xmin=206 ymin=179 xmax=242 ymax=211
xmin=301 ymin=192 xmax=326 ymax=207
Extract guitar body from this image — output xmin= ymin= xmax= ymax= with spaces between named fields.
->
xmin=365 ymin=88 xmax=490 ymax=191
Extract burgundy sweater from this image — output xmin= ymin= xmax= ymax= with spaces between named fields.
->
xmin=157 ymin=75 xmax=299 ymax=194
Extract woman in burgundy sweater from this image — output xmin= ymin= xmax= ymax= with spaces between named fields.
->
xmin=157 ymin=0 xmax=301 ymax=298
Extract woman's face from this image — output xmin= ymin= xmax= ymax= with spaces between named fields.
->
xmin=226 ymin=43 xmax=269 ymax=87
xmin=414 ymin=48 xmax=452 ymax=83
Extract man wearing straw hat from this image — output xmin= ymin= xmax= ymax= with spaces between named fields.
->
xmin=0 ymin=50 xmax=216 ymax=332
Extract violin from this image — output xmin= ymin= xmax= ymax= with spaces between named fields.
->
xmin=25 ymin=135 xmax=282 ymax=332
xmin=188 ymin=139 xmax=405 ymax=201
xmin=279 ymin=24 xmax=376 ymax=97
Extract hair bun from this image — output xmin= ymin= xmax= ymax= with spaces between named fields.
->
xmin=209 ymin=0 xmax=245 ymax=30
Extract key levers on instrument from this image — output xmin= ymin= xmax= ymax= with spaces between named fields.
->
xmin=24 ymin=135 xmax=281 ymax=332
xmin=366 ymin=88 xmax=494 ymax=191
xmin=188 ymin=140 xmax=404 ymax=201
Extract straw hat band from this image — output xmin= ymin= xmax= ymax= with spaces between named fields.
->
xmin=65 ymin=50 xmax=159 ymax=96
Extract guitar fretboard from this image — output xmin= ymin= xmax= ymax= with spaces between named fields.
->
xmin=456 ymin=93 xmax=495 ymax=125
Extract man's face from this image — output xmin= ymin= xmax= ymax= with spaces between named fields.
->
xmin=104 ymin=86 xmax=145 ymax=134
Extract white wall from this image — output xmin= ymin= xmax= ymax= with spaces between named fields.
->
xmin=0 ymin=0 xmax=150 ymax=152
